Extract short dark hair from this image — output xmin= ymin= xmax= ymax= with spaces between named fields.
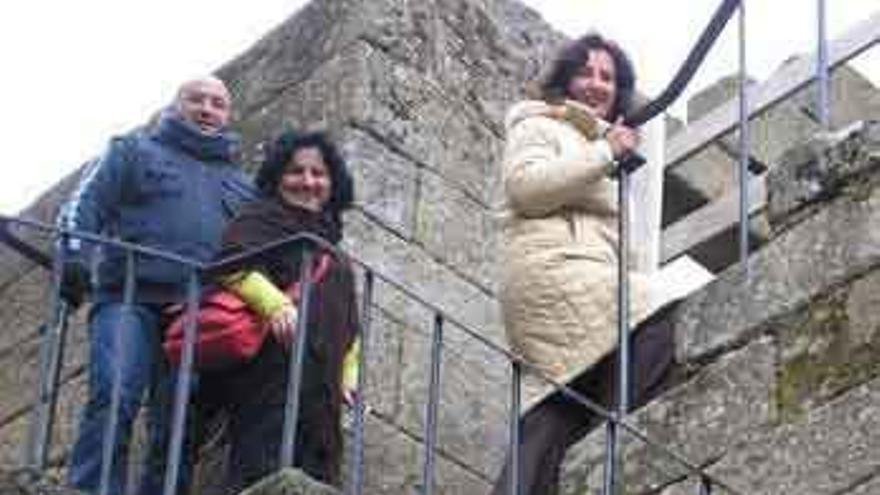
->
xmin=539 ymin=33 xmax=637 ymax=121
xmin=256 ymin=130 xmax=354 ymax=214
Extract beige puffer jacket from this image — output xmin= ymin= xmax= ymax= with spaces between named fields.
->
xmin=499 ymin=100 xmax=653 ymax=410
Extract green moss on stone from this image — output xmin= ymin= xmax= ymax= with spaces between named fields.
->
xmin=773 ymin=287 xmax=880 ymax=423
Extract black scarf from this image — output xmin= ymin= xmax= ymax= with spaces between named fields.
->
xmin=217 ymin=197 xmax=343 ymax=287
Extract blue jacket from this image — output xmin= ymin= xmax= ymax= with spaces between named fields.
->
xmin=59 ymin=111 xmax=256 ymax=302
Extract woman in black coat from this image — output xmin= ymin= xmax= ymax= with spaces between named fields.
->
xmin=195 ymin=130 xmax=359 ymax=491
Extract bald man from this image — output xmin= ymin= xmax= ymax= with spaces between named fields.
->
xmin=59 ymin=76 xmax=255 ymax=495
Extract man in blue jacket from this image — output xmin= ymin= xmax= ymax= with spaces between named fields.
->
xmin=58 ymin=76 xmax=255 ymax=495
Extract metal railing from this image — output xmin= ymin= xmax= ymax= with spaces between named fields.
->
xmin=661 ymin=3 xmax=880 ymax=268
xmin=0 ymin=213 xmax=748 ymax=495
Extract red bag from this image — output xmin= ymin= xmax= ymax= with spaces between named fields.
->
xmin=162 ymin=253 xmax=333 ymax=370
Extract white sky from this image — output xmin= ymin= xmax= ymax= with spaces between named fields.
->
xmin=0 ymin=0 xmax=877 ymax=214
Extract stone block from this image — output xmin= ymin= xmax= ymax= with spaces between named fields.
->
xmin=358 ymin=306 xmax=405 ymax=420
xmin=0 ymin=372 xmax=87 ymax=471
xmin=415 ymin=170 xmax=499 ymax=292
xmin=707 ymin=376 xmax=880 ymax=495
xmin=767 ymin=120 xmax=880 ymax=232
xmin=560 ymin=338 xmax=776 ymax=494
xmin=676 ymin=174 xmax=880 ymax=363
xmin=341 ymin=210 xmax=504 ymax=345
xmin=239 ymin=468 xmax=339 ymax=495
xmin=774 ymin=270 xmax=880 ymax=422
xmin=217 ymin=0 xmax=367 ymax=117
xmin=340 ymin=413 xmax=490 ymax=494
xmin=396 ymin=319 xmax=510 ymax=478
xmin=0 ymin=325 xmax=88 ymax=426
xmin=338 ymin=128 xmax=419 ymax=239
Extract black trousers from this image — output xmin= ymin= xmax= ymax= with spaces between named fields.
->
xmin=490 ymin=304 xmax=677 ymax=495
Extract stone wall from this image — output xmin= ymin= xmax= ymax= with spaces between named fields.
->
xmin=560 ymin=122 xmax=880 ymax=494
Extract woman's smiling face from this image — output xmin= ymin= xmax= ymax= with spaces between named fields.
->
xmin=277 ymin=146 xmax=332 ymax=212
xmin=566 ymin=48 xmax=617 ymax=120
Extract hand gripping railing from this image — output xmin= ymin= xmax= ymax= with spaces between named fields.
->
xmin=0 ymin=213 xmax=751 ymax=495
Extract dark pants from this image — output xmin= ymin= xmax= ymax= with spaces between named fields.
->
xmin=194 ymin=340 xmax=336 ymax=494
xmin=490 ymin=304 xmax=677 ymax=495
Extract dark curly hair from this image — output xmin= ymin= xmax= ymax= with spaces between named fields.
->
xmin=255 ymin=130 xmax=355 ymax=215
xmin=539 ymin=33 xmax=637 ymax=121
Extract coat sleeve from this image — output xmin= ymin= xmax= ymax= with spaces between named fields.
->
xmin=223 ymin=270 xmax=291 ymax=319
xmin=56 ymin=136 xmax=132 ymax=259
xmin=503 ymin=117 xmax=615 ymax=217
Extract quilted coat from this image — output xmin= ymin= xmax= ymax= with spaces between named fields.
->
xmin=499 ymin=99 xmax=657 ymax=410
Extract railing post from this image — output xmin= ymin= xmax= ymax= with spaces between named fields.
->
xmin=162 ymin=268 xmax=201 ymax=495
xmin=738 ymin=0 xmax=752 ymax=277
xmin=507 ymin=361 xmax=521 ymax=495
xmin=604 ymin=166 xmax=634 ymax=494
xmin=99 ymin=249 xmax=137 ymax=495
xmin=280 ymin=248 xmax=316 ymax=468
xmin=699 ymin=476 xmax=713 ymax=495
xmin=24 ymin=234 xmax=73 ymax=473
xmin=349 ymin=269 xmax=374 ymax=495
xmin=421 ymin=313 xmax=444 ymax=495
xmin=816 ymin=0 xmax=830 ymax=129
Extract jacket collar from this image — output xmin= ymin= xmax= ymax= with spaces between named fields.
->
xmin=151 ymin=109 xmax=240 ymax=163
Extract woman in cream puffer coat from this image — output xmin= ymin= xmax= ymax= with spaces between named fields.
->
xmin=491 ymin=33 xmax=677 ymax=495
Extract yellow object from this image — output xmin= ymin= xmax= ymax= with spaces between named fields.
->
xmin=341 ymin=337 xmax=361 ymax=391
xmin=224 ymin=270 xmax=291 ymax=319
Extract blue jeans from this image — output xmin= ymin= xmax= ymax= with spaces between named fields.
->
xmin=68 ymin=302 xmax=182 ymax=495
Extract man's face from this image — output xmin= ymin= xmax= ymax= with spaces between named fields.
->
xmin=175 ymin=78 xmax=232 ymax=135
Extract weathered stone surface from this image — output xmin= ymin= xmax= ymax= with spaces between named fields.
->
xmin=774 ymin=270 xmax=880 ymax=423
xmin=338 ymin=128 xmax=420 ymax=239
xmin=358 ymin=306 xmax=406 ymax=420
xmin=676 ymin=175 xmax=880 ymax=363
xmin=767 ymin=120 xmax=880 ymax=232
xmin=793 ymin=65 xmax=880 ymax=131
xmin=340 ymin=413 xmax=490 ymax=494
xmin=0 ymin=470 xmax=83 ymax=495
xmin=239 ymin=468 xmax=339 ymax=495
xmin=848 ymin=475 xmax=880 ymax=495
xmin=0 ymin=329 xmax=87 ymax=426
xmin=234 ymin=39 xmax=505 ymax=205
xmin=397 ymin=318 xmax=510 ymax=478
xmin=342 ymin=210 xmax=503 ymax=345
xmin=707 ymin=376 xmax=880 ymax=495
xmin=0 ymin=373 xmax=86 ymax=471
xmin=415 ymin=169 xmax=500 ymax=292
xmin=560 ymin=338 xmax=776 ymax=494
xmin=0 ymin=268 xmax=55 ymax=354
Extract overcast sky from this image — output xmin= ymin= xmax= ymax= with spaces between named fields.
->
xmin=0 ymin=0 xmax=876 ymax=214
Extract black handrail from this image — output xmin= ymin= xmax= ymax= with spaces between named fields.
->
xmin=624 ymin=0 xmax=741 ymax=127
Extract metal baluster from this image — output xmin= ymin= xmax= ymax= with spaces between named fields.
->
xmin=738 ymin=0 xmax=751 ymax=276
xmin=817 ymin=0 xmax=830 ymax=129
xmin=162 ymin=269 xmax=200 ymax=495
xmin=508 ymin=361 xmax=521 ymax=495
xmin=280 ymin=248 xmax=316 ymax=468
xmin=350 ymin=269 xmax=374 ymax=495
xmin=24 ymin=234 xmax=72 ymax=473
xmin=699 ymin=476 xmax=713 ymax=495
xmin=99 ymin=250 xmax=136 ymax=495
xmin=421 ymin=314 xmax=444 ymax=495
xmin=604 ymin=164 xmax=634 ymax=494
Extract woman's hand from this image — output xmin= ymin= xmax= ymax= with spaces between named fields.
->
xmin=342 ymin=386 xmax=358 ymax=407
xmin=605 ymin=117 xmax=640 ymax=158
xmin=268 ymin=304 xmax=298 ymax=348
